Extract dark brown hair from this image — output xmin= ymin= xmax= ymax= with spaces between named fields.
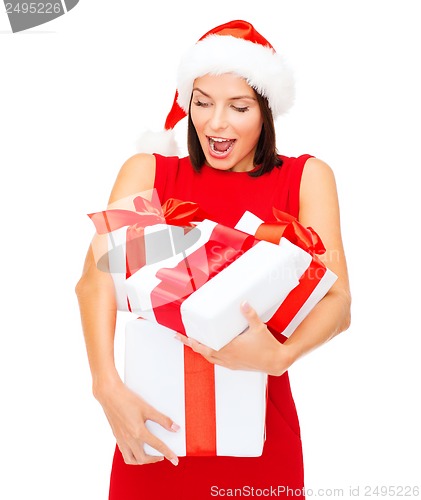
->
xmin=187 ymin=89 xmax=283 ymax=176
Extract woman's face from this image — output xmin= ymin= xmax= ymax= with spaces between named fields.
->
xmin=190 ymin=73 xmax=263 ymax=172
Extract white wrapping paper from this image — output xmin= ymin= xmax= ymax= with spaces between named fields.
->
xmin=125 ymin=319 xmax=267 ymax=457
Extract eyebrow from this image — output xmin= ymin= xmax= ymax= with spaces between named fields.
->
xmin=192 ymin=87 xmax=257 ymax=101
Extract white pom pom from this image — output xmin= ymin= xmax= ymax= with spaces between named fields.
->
xmin=135 ymin=129 xmax=180 ymax=156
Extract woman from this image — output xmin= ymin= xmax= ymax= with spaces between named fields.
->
xmin=76 ymin=20 xmax=351 ymax=499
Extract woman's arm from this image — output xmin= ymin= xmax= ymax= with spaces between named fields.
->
xmin=75 ymin=153 xmax=181 ymax=466
xmin=175 ymin=157 xmax=351 ymax=375
xmin=282 ymin=157 xmax=351 ymax=360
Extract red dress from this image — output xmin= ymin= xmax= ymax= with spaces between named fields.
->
xmin=109 ymin=153 xmax=312 ymax=500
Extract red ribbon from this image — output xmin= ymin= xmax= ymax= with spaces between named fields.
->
xmin=88 ymin=196 xmax=207 ymax=234
xmin=151 ymin=223 xmax=256 ymax=335
xmin=254 ymin=207 xmax=325 ymax=255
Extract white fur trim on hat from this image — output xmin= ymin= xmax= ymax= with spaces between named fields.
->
xmin=176 ymin=35 xmax=295 ymax=118
xmin=135 ymin=129 xmax=180 ymax=156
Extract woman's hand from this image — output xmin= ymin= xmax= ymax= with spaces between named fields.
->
xmin=175 ymin=301 xmax=294 ymax=376
xmin=95 ymin=378 xmax=180 ymax=466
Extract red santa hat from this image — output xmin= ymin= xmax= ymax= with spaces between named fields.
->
xmin=137 ymin=20 xmax=295 ymax=155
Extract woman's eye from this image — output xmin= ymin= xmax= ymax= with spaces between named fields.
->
xmin=232 ymin=105 xmax=249 ymax=113
xmin=193 ymin=100 xmax=211 ymax=108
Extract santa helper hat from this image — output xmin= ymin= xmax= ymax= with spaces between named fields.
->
xmin=136 ymin=20 xmax=295 ymax=156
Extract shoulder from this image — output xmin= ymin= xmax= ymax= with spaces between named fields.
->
xmin=300 ymin=157 xmax=337 ymax=206
xmin=302 ymin=156 xmax=335 ymax=180
xmin=299 ymin=157 xmax=340 ymax=229
xmin=119 ymin=152 xmax=156 ymax=177
xmin=108 ymin=153 xmax=156 ymax=206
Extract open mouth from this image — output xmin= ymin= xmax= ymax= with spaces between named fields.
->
xmin=208 ymin=137 xmax=236 ymax=156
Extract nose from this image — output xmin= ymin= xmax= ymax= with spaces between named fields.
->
xmin=208 ymin=105 xmax=228 ymax=131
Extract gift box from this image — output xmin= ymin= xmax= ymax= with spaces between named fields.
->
xmin=125 ymin=318 xmax=267 ymax=457
xmin=89 ymin=196 xmax=336 ymax=349
xmin=125 ymin=218 xmax=312 ymax=350
xmin=89 ymin=195 xmax=207 ymax=313
xmin=234 ymin=210 xmax=338 ymax=338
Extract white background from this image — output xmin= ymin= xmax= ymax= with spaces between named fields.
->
xmin=1 ymin=1 xmax=420 ymax=498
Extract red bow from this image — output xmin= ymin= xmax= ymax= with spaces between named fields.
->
xmin=88 ymin=196 xmax=209 ymax=279
xmin=88 ymin=196 xmax=207 ymax=234
xmin=254 ymin=208 xmax=325 ymax=255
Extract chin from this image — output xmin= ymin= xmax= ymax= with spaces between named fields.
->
xmin=204 ymin=156 xmax=236 ymax=171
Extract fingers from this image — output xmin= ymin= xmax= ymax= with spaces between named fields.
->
xmin=143 ymin=406 xmax=181 ymax=466
xmin=142 ymin=429 xmax=179 ymax=466
xmin=119 ymin=426 xmax=179 ymax=466
xmin=145 ymin=405 xmax=180 ymax=435
xmin=174 ymin=334 xmax=216 ymax=360
xmin=118 ymin=444 xmax=137 ymax=465
xmin=118 ymin=407 xmax=181 ymax=466
xmin=119 ymin=442 xmax=164 ymax=466
xmin=240 ymin=300 xmax=263 ymax=329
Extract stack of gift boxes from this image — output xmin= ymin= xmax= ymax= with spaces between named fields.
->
xmin=89 ymin=194 xmax=337 ymax=457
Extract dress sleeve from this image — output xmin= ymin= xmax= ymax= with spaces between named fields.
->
xmin=287 ymin=154 xmax=313 ymax=218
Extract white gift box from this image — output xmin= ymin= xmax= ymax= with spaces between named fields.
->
xmin=125 ymin=318 xmax=268 ymax=457
xmin=106 ymin=222 xmax=214 ymax=312
xmin=235 ymin=211 xmax=338 ymax=337
xmin=106 ymin=210 xmax=336 ymax=348
xmin=125 ymin=219 xmax=312 ymax=350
